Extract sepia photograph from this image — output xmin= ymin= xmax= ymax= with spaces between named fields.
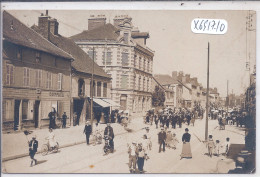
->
xmin=1 ymin=4 xmax=257 ymax=175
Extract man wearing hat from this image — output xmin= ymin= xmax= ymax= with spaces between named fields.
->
xmin=104 ymin=123 xmax=114 ymax=152
xmin=128 ymin=141 xmax=138 ymax=173
xmin=206 ymin=135 xmax=215 ymax=157
xmin=83 ymin=121 xmax=92 ymax=145
xmin=144 ymin=127 xmax=152 ymax=150
xmin=158 ymin=128 xmax=166 ymax=153
xmin=28 ymin=135 xmax=38 ymax=167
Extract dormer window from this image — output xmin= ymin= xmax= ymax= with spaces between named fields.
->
xmin=36 ymin=51 xmax=41 ymax=63
xmin=17 ymin=48 xmax=22 ymax=60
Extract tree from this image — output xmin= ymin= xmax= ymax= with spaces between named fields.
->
xmin=152 ymin=85 xmax=165 ymax=107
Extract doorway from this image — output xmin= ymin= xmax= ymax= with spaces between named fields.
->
xmin=73 ymin=99 xmax=85 ymax=125
xmin=34 ymin=100 xmax=40 ymax=128
xmin=14 ymin=100 xmax=21 ymax=130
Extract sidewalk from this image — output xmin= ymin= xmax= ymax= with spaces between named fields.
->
xmin=2 ymin=121 xmax=129 ymax=162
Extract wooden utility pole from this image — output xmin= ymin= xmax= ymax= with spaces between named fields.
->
xmin=91 ymin=47 xmax=95 ymax=128
xmin=205 ymin=42 xmax=210 ymax=141
xmin=227 ymin=80 xmax=229 ymax=113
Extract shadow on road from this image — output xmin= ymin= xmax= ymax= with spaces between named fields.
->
xmin=36 ymin=160 xmax=47 ymax=165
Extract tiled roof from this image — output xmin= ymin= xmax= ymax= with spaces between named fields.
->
xmin=31 ymin=25 xmax=111 ymax=79
xmin=154 ymin=74 xmax=179 ymax=85
xmin=3 ymin=11 xmax=73 ymax=61
xmin=70 ymin=23 xmax=119 ymax=41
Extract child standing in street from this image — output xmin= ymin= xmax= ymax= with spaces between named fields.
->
xmin=215 ymin=140 xmax=221 ymax=156
xmin=172 ymin=133 xmax=179 ymax=150
xmin=206 ymin=135 xmax=215 ymax=158
xmin=225 ymin=137 xmax=231 ymax=156
xmin=28 ymin=135 xmax=38 ymax=167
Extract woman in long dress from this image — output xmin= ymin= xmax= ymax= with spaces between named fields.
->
xmin=47 ymin=128 xmax=56 ymax=150
xmin=180 ymin=128 xmax=192 ymax=159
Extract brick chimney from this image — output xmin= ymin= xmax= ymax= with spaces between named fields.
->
xmin=177 ymin=71 xmax=184 ymax=81
xmin=38 ymin=12 xmax=50 ymax=39
xmin=88 ymin=15 xmax=106 ymax=31
xmin=49 ymin=18 xmax=59 ymax=35
xmin=172 ymin=71 xmax=177 ymax=79
xmin=113 ymin=15 xmax=132 ymax=29
xmin=185 ymin=74 xmax=190 ymax=82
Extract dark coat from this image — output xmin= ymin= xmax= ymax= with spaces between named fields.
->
xmin=104 ymin=126 xmax=114 ymax=139
xmin=29 ymin=139 xmax=38 ymax=153
xmin=83 ymin=125 xmax=92 ymax=135
xmin=158 ymin=131 xmax=166 ymax=143
xmin=182 ymin=133 xmax=191 ymax=142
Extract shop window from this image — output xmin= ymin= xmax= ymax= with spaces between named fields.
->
xmin=122 ymin=53 xmax=129 ymax=66
xmin=58 ymin=73 xmax=63 ymax=90
xmin=23 ymin=67 xmax=30 ymax=87
xmin=46 ymin=72 xmax=52 ymax=89
xmin=121 ymin=75 xmax=128 ymax=89
xmin=78 ymin=79 xmax=85 ymax=97
xmin=2 ymin=99 xmax=14 ymax=121
xmin=103 ymin=83 xmax=107 ymax=97
xmin=36 ymin=51 xmax=41 ymax=63
xmin=6 ymin=64 xmax=14 ymax=85
xmin=102 ymin=51 xmax=112 ymax=65
xmin=35 ymin=70 xmax=42 ymax=88
xmin=97 ymin=82 xmax=101 ymax=97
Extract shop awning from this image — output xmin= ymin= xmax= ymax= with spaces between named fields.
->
xmin=102 ymin=98 xmax=121 ymax=108
xmin=93 ymin=98 xmax=111 ymax=108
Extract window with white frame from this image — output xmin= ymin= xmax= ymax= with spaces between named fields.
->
xmin=46 ymin=72 xmax=52 ymax=89
xmin=23 ymin=67 xmax=30 ymax=86
xmin=122 ymin=53 xmax=129 ymax=66
xmin=102 ymin=51 xmax=112 ymax=65
xmin=121 ymin=75 xmax=128 ymax=89
xmin=35 ymin=69 xmax=42 ymax=88
xmin=58 ymin=73 xmax=63 ymax=90
xmin=6 ymin=64 xmax=14 ymax=85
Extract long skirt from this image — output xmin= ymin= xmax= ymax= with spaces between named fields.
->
xmin=181 ymin=142 xmax=192 ymax=158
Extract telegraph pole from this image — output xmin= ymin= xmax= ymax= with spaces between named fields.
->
xmin=205 ymin=42 xmax=210 ymax=141
xmin=90 ymin=47 xmax=95 ymax=128
xmin=227 ymin=80 xmax=229 ymax=113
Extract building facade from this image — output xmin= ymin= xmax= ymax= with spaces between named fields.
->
xmin=31 ymin=12 xmax=112 ymax=125
xmin=2 ymin=11 xmax=74 ymax=131
xmin=70 ymin=15 xmax=154 ymax=116
xmin=152 ymin=77 xmax=175 ymax=109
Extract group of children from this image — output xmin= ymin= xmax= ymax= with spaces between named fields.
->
xmin=206 ymin=135 xmax=230 ymax=157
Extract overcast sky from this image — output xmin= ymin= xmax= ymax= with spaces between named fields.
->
xmin=7 ymin=10 xmax=256 ymax=97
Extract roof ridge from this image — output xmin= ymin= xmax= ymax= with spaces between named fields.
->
xmin=31 ymin=24 xmax=74 ymax=61
xmin=4 ymin=11 xmax=73 ymax=60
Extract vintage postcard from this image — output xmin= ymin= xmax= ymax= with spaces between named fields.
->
xmin=1 ymin=5 xmax=256 ymax=175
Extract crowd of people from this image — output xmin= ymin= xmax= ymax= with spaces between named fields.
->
xmin=28 ymin=104 xmax=246 ymax=172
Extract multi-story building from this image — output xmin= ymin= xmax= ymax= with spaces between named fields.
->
xmin=152 ymin=75 xmax=175 ymax=108
xmin=31 ymin=12 xmax=113 ymax=124
xmin=70 ymin=15 xmax=154 ymax=115
xmin=2 ymin=11 xmax=74 ymax=131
